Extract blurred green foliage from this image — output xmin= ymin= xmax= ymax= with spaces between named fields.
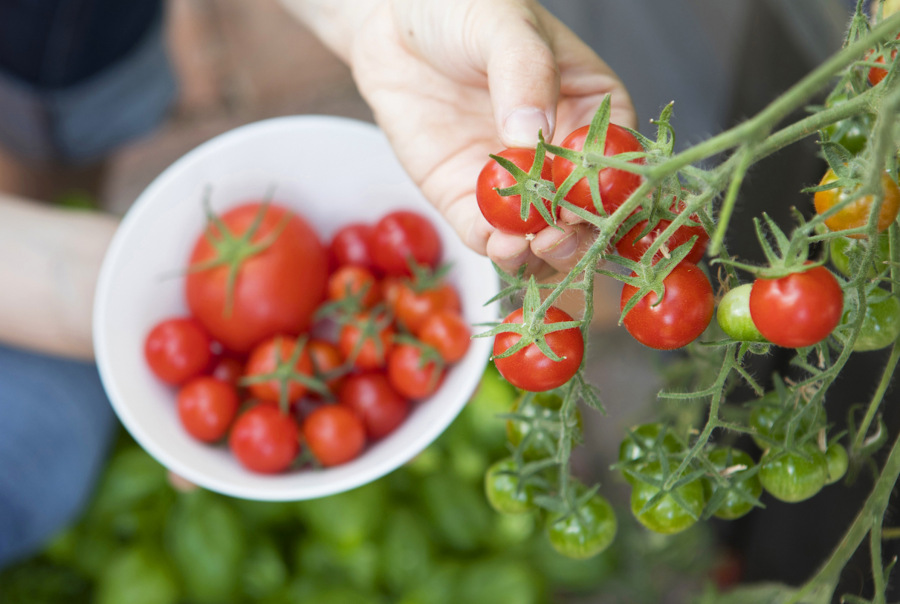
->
xmin=0 ymin=363 xmax=715 ymax=604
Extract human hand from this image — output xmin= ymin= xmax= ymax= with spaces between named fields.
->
xmin=349 ymin=0 xmax=636 ymax=281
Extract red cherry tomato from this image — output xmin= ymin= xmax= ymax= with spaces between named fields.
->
xmin=476 ymin=148 xmax=556 ymax=234
xmin=185 ymin=202 xmax=328 ymax=354
xmin=616 ymin=217 xmax=709 ymax=264
xmin=749 ymin=266 xmax=844 ymax=348
xmin=370 ymin=210 xmax=442 ymax=276
xmin=327 ymin=265 xmax=381 ymax=309
xmin=339 ymin=312 xmax=395 ymax=370
xmin=391 ymin=281 xmax=462 ymax=334
xmin=419 ymin=310 xmax=471 ymax=363
xmin=302 ymin=405 xmax=367 ymax=467
xmin=209 ymin=355 xmax=245 ymax=386
xmin=387 ymin=344 xmax=446 ymax=400
xmin=229 ymin=403 xmax=300 ymax=474
xmin=493 ymin=306 xmax=584 ymax=392
xmin=620 ymin=262 xmax=714 ymax=350
xmin=551 ymin=123 xmax=644 ymax=215
xmin=339 ymin=372 xmax=410 ymax=439
xmin=243 ymin=335 xmax=314 ymax=404
xmin=176 ymin=376 xmax=240 ymax=442
xmin=329 ymin=222 xmax=375 ymax=270
xmin=144 ymin=316 xmax=213 ymax=385
xmin=307 ymin=339 xmax=346 ymax=396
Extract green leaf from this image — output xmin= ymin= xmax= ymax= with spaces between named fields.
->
xmin=166 ymin=491 xmax=246 ymax=603
xmin=95 ymin=547 xmax=179 ymax=604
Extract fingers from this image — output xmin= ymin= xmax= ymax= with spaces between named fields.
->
xmin=484 ymin=221 xmax=598 ymax=284
xmin=480 ymin=2 xmax=560 ymax=147
xmin=530 ymin=222 xmax=597 ymax=276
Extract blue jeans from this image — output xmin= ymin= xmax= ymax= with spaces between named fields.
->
xmin=0 ymin=0 xmax=174 ymax=163
xmin=0 ymin=344 xmax=117 ymax=568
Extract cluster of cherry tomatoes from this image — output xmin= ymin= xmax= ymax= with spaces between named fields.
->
xmin=143 ymin=201 xmax=469 ymax=474
xmin=478 ymin=114 xmax=900 ymax=398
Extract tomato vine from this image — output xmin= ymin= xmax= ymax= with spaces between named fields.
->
xmin=478 ymin=3 xmax=900 ymax=601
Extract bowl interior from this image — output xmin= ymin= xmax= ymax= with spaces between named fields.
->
xmin=93 ymin=115 xmax=498 ymax=501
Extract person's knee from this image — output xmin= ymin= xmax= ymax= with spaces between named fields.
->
xmin=0 ymin=344 xmax=117 ymax=568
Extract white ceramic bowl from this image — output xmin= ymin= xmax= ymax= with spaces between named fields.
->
xmin=93 ymin=115 xmax=498 ymax=501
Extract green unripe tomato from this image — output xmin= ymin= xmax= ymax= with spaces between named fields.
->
xmin=546 ymin=492 xmax=617 ymax=560
xmin=704 ymin=448 xmax=763 ymax=521
xmin=748 ymin=397 xmax=825 ymax=451
xmin=758 ymin=444 xmax=828 ymax=503
xmin=825 ymin=442 xmax=849 ymax=485
xmin=830 ymin=234 xmax=890 ymax=278
xmin=717 ymin=284 xmax=767 ymax=342
xmin=506 ymin=392 xmax=583 ymax=461
xmin=846 ymin=294 xmax=900 ymax=352
xmin=629 ymin=460 xmax=706 ymax=534
xmin=821 ymin=92 xmax=874 ymax=155
xmin=617 ymin=423 xmax=682 ymax=484
xmin=484 ymin=458 xmax=534 ymax=515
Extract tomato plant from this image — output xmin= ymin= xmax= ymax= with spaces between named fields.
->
xmin=185 ymin=201 xmax=328 ymax=354
xmin=620 ymin=262 xmax=715 ymax=350
xmin=749 ymin=266 xmax=844 ymax=348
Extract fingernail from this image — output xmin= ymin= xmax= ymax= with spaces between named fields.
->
xmin=502 ymin=107 xmax=551 ymax=147
xmin=539 ymin=231 xmax=577 ymax=260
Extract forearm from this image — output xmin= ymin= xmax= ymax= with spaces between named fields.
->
xmin=277 ymin=0 xmax=382 ymax=64
xmin=0 ymin=195 xmax=118 ymax=360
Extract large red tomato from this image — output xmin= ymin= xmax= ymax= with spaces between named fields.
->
xmin=185 ymin=202 xmax=328 ymax=354
xmin=551 ymin=123 xmax=644 ymax=216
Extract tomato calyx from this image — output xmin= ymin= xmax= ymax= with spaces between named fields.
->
xmin=489 ymin=142 xmax=560 ymax=230
xmin=477 ymin=277 xmax=582 ymax=364
xmin=544 ymin=95 xmax=646 ymax=218
xmin=186 ymin=193 xmax=292 ymax=317
xmin=239 ymin=335 xmax=329 ymax=413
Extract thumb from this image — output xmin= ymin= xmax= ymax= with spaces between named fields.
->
xmin=482 ymin=5 xmax=559 ymax=147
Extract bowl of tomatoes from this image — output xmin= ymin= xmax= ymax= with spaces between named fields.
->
xmin=93 ymin=115 xmax=499 ymax=501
